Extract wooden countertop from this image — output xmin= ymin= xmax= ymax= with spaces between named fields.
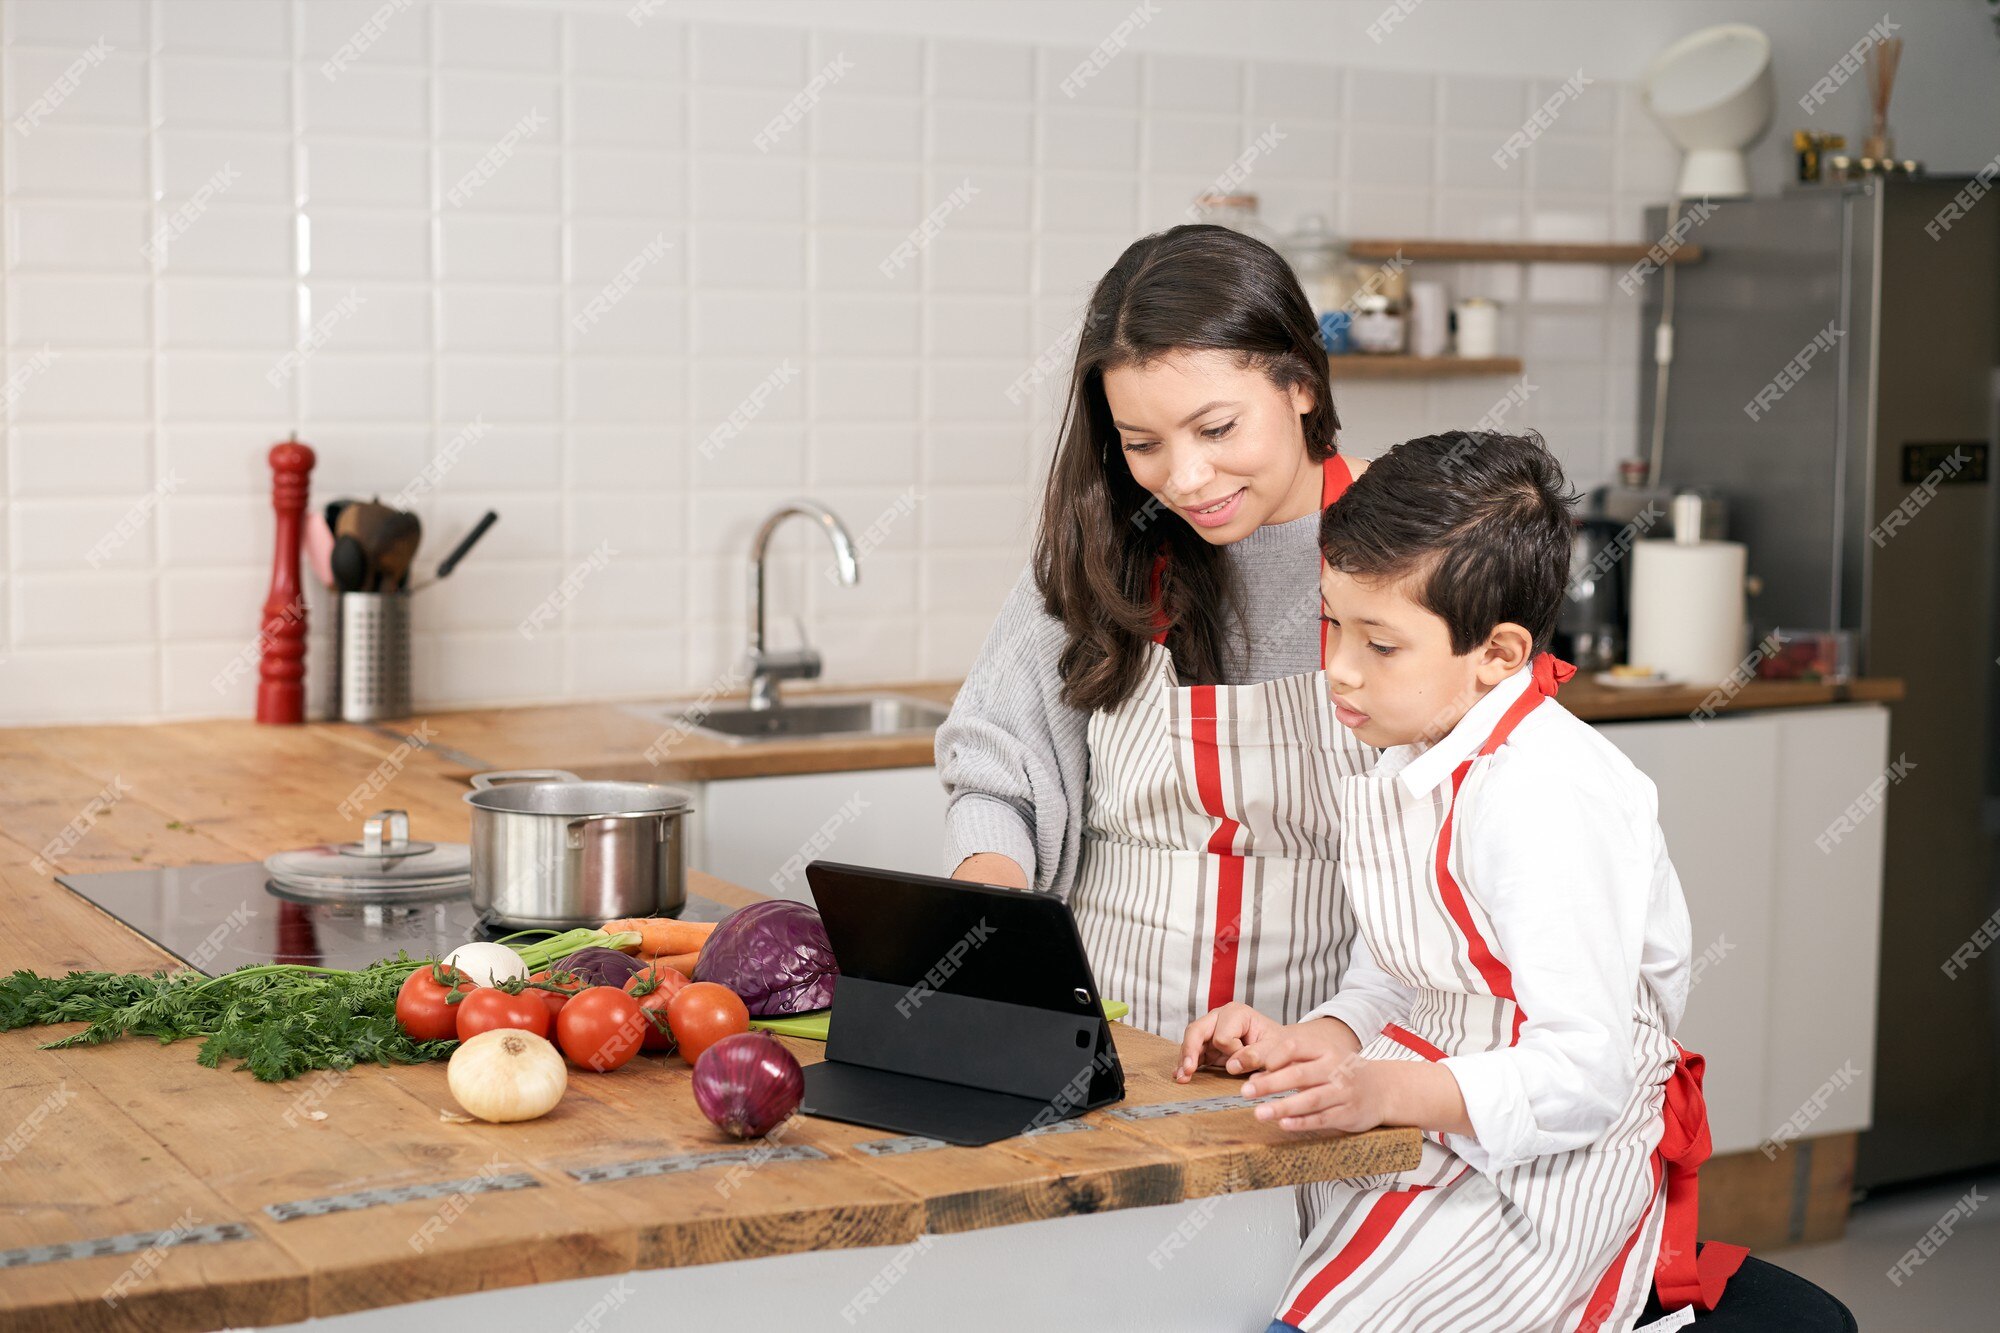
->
xmin=0 ymin=721 xmax=1419 ymax=1332
xmin=317 ymin=675 xmax=1905 ymax=786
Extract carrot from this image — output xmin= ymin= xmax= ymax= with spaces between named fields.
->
xmin=645 ymin=951 xmax=701 ymax=980
xmin=602 ymin=918 xmax=717 ymax=957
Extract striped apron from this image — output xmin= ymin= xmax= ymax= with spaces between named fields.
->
xmin=1274 ymin=655 xmax=1745 ymax=1333
xmin=1069 ymin=454 xmax=1374 ymax=1043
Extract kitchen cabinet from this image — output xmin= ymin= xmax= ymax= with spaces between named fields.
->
xmin=1597 ymin=705 xmax=1889 ymax=1154
xmin=689 ymin=765 xmax=949 ymax=903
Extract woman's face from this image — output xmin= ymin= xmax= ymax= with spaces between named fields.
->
xmin=1102 ymin=349 xmax=1321 ymax=545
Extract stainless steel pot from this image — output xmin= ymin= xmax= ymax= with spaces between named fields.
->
xmin=464 ymin=769 xmax=692 ymax=928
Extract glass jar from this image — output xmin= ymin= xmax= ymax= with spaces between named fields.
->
xmin=1282 ymin=214 xmax=1358 ymax=317
xmin=1350 ymin=292 xmax=1405 ymax=354
xmin=1192 ymin=193 xmax=1280 ymax=248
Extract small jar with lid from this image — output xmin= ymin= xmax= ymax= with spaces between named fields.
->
xmin=1192 ymin=193 xmax=1280 ymax=247
xmin=1350 ymin=292 xmax=1406 ymax=354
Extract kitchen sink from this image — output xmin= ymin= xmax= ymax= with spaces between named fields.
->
xmin=669 ymin=693 xmax=951 ymax=744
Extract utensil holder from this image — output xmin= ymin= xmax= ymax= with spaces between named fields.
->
xmin=335 ymin=591 xmax=410 ymax=722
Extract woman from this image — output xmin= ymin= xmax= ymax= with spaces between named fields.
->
xmin=936 ymin=224 xmax=1376 ymax=1044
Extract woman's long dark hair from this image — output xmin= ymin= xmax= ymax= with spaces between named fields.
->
xmin=1033 ymin=223 xmax=1341 ymax=713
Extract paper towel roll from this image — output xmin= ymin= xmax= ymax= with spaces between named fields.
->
xmin=1628 ymin=540 xmax=1748 ymax=684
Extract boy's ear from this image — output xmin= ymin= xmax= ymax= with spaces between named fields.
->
xmin=1476 ymin=622 xmax=1535 ymax=684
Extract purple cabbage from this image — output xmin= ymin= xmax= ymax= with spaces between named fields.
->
xmin=558 ymin=947 xmax=645 ymax=988
xmin=693 ymin=901 xmax=838 ymax=1016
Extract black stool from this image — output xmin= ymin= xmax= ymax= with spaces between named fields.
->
xmin=1636 ymin=1246 xmax=1856 ymax=1331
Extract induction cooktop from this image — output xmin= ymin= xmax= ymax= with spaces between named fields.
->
xmin=55 ymin=861 xmax=731 ymax=976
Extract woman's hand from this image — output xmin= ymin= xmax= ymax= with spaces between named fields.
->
xmin=951 ymin=853 xmax=1027 ymax=889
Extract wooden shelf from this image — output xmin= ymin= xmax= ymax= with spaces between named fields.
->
xmin=1345 ymin=239 xmax=1703 ymax=265
xmin=1327 ymin=354 xmax=1523 ymax=380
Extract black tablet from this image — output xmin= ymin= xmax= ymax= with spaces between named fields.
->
xmin=798 ymin=860 xmax=1125 ymax=1145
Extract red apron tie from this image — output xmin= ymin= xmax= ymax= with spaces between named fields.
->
xmin=1652 ymin=1044 xmax=1749 ymax=1310
xmin=1531 ymin=651 xmax=1577 ymax=697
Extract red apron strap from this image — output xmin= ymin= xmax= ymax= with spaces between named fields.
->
xmin=1653 ymin=1043 xmax=1750 ymax=1311
xmin=1147 ymin=550 xmax=1171 ymax=646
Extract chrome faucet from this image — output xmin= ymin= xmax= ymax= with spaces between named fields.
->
xmin=746 ymin=500 xmax=860 ymax=710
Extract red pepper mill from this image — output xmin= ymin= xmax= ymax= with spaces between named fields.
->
xmin=256 ymin=439 xmax=315 ymax=724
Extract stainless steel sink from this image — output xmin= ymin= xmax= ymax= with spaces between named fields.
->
xmin=669 ymin=693 xmax=950 ymax=744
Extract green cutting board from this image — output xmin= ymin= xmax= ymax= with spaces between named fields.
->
xmin=750 ymin=997 xmax=1130 ymax=1042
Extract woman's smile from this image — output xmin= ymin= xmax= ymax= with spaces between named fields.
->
xmin=1181 ymin=487 xmax=1248 ymax=527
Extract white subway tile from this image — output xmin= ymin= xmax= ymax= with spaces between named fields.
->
xmin=936 ymin=168 xmax=1029 ymax=229
xmin=156 ymin=428 xmax=269 ymax=495
xmin=811 ymin=360 xmax=918 ymax=421
xmin=812 ymin=162 xmax=921 ymax=226
xmin=925 ymin=297 xmax=1030 ymax=359
xmin=571 ymin=430 xmax=685 ymax=490
xmin=812 ymin=96 xmax=923 ymax=163
xmin=1039 ymin=44 xmax=1140 ymax=108
xmin=923 ymin=423 xmax=1029 ymax=486
xmin=1257 ymin=120 xmax=1340 ymax=181
xmin=302 ymin=281 xmax=431 ymax=351
xmin=1442 ymin=75 xmax=1529 ymax=131
xmin=9 ymin=427 xmax=151 ymax=496
xmin=565 ymin=285 xmax=686 ymax=354
xmin=572 ymin=355 xmax=687 ymax=423
xmin=1039 ymin=171 xmax=1138 ymax=234
xmin=1347 ymin=126 xmax=1436 ymax=191
xmin=159 ymin=351 xmax=293 ymax=422
xmin=417 ymin=629 xmax=565 ymax=706
xmin=305 ymin=138 xmax=429 ymax=209
xmin=927 ymin=103 xmax=1032 ymax=166
xmin=298 ymin=355 xmax=431 ymax=421
xmin=7 ymin=202 xmax=151 ymax=270
xmin=9 ymin=352 xmax=150 ymax=422
xmin=304 ymin=64 xmax=428 ymax=136
xmin=441 ymin=286 xmax=562 ymax=354
xmin=159 ymin=277 xmax=291 ymax=349
xmin=1340 ymin=188 xmax=1433 ymax=237
xmin=1348 ymin=68 xmax=1435 ymax=128
xmin=1036 ymin=233 xmax=1128 ymax=300
xmin=162 ymin=131 xmax=292 ymax=202
xmin=14 ymin=572 xmax=156 ymax=645
xmin=1144 ymin=53 xmax=1244 ymax=115
xmin=1440 ymin=131 xmax=1519 ymax=190
xmin=1530 ymin=137 xmax=1615 ymax=194
xmin=437 ymin=3 xmax=560 ymax=72
xmin=928 ymin=37 xmax=1033 ymax=103
xmin=1530 ymin=73 xmax=1615 ymax=136
xmin=437 ymin=72 xmax=558 ymax=145
xmin=691 ymin=154 xmax=807 ymax=223
xmin=439 ymin=142 xmax=562 ymax=213
xmin=441 ymin=214 xmax=561 ymax=282
xmin=1249 ymin=60 xmax=1341 ymax=121
xmin=926 ymin=361 xmax=1031 ymax=423
xmin=157 ymin=206 xmax=296 ymax=276
xmin=814 ymin=295 xmax=920 ymax=356
xmin=306 ymin=210 xmax=432 ymax=280
xmin=692 ymin=292 xmax=807 ymax=356
xmin=571 ymin=149 xmax=688 ymax=218
xmin=691 ymin=22 xmax=807 ymax=90
xmin=6 ymin=0 xmax=148 ymax=49
xmin=8 ymin=125 xmax=146 ymax=196
xmin=158 ymin=493 xmax=265 ymax=566
xmin=692 ymin=85 xmax=799 ymax=156
xmin=8 ymin=276 xmax=149 ymax=346
xmin=159 ymin=0 xmax=288 ymax=57
xmin=161 ymin=568 xmax=271 ymax=640
xmin=812 ymin=424 xmax=919 ymax=485
xmin=692 ymin=223 xmax=805 ymax=290
xmin=811 ymin=29 xmax=921 ymax=98
xmin=161 ymin=56 xmax=292 ymax=131
xmin=305 ymin=0 xmax=429 ymax=68
xmin=690 ymin=424 xmax=807 ymax=489
xmin=0 ymin=648 xmax=158 ymax=723
xmin=5 ymin=47 xmax=148 ymax=125
xmin=920 ymin=486 xmax=1031 ymax=549
xmin=295 ymin=428 xmax=430 ymax=497
xmin=811 ymin=227 xmax=911 ymax=291
xmin=571 ymin=79 xmax=683 ymax=149
xmin=440 ymin=356 xmax=560 ymax=423
xmin=566 ymin=491 xmax=687 ymax=557
xmin=571 ymin=13 xmax=684 ymax=78
xmin=565 ymin=626 xmax=686 ymax=695
xmin=1039 ymin=108 xmax=1138 ymax=171
xmin=1144 ymin=115 xmax=1244 ymax=176
xmin=926 ymin=230 xmax=1029 ymax=294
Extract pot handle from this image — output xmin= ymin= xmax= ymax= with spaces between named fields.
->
xmin=469 ymin=768 xmax=581 ymax=790
xmin=565 ymin=809 xmax=672 ymax=844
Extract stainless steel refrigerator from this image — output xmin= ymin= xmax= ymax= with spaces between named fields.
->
xmin=1639 ymin=176 xmax=1999 ymax=1190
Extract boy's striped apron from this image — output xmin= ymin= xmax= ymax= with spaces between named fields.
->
xmin=1069 ymin=454 xmax=1375 ymax=1043
xmin=1273 ymin=655 xmax=1745 ymax=1332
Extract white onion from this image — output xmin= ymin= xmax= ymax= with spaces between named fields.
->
xmin=442 ymin=941 xmax=529 ymax=988
xmin=447 ymin=1029 xmax=568 ymax=1123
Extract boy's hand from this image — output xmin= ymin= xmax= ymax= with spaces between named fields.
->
xmin=1175 ymin=1002 xmax=1281 ymax=1082
xmin=1244 ymin=1054 xmax=1391 ymax=1133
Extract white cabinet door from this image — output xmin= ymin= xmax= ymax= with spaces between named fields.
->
xmin=696 ymin=767 xmax=949 ymax=904
xmin=1596 ymin=714 xmax=1782 ymax=1155
xmin=1763 ymin=705 xmax=1888 ymax=1139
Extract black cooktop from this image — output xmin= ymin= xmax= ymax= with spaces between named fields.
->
xmin=55 ymin=862 xmax=731 ymax=976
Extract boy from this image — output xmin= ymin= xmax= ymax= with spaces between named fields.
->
xmin=1176 ymin=432 xmax=1745 ymax=1332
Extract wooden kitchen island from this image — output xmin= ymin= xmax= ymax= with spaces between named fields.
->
xmin=0 ymin=719 xmax=1420 ymax=1333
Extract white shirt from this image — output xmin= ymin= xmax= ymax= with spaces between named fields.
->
xmin=1308 ymin=665 xmax=1694 ymax=1172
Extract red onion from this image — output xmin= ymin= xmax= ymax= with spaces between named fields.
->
xmin=556 ymin=947 xmax=645 ymax=988
xmin=691 ymin=1032 xmax=804 ymax=1139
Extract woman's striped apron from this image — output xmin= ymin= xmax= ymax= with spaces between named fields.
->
xmin=1273 ymin=656 xmax=1745 ymax=1332
xmin=1069 ymin=454 xmax=1374 ymax=1043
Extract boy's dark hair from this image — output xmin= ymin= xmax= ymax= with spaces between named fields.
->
xmin=1318 ymin=431 xmax=1577 ymax=654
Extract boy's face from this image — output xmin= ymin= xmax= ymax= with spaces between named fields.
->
xmin=1319 ymin=562 xmax=1527 ymax=748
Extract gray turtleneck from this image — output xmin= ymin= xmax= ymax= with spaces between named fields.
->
xmin=935 ymin=508 xmax=1326 ymax=898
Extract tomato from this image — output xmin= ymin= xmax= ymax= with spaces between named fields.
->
xmin=555 ymin=986 xmax=646 ymax=1072
xmin=455 ymin=987 xmax=553 ymax=1042
xmin=396 ymin=965 xmax=473 ymax=1043
xmin=529 ymin=968 xmax=586 ymax=1021
xmin=666 ymin=982 xmax=749 ymax=1065
xmin=623 ymin=965 xmax=690 ymax=1052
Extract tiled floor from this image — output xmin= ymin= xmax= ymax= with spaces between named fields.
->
xmin=1778 ymin=1169 xmax=1997 ymax=1330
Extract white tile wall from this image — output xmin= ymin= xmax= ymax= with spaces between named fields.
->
xmin=0 ymin=0 xmax=1679 ymax=725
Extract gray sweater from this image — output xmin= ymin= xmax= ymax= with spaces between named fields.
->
xmin=935 ymin=508 xmax=1328 ymax=897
